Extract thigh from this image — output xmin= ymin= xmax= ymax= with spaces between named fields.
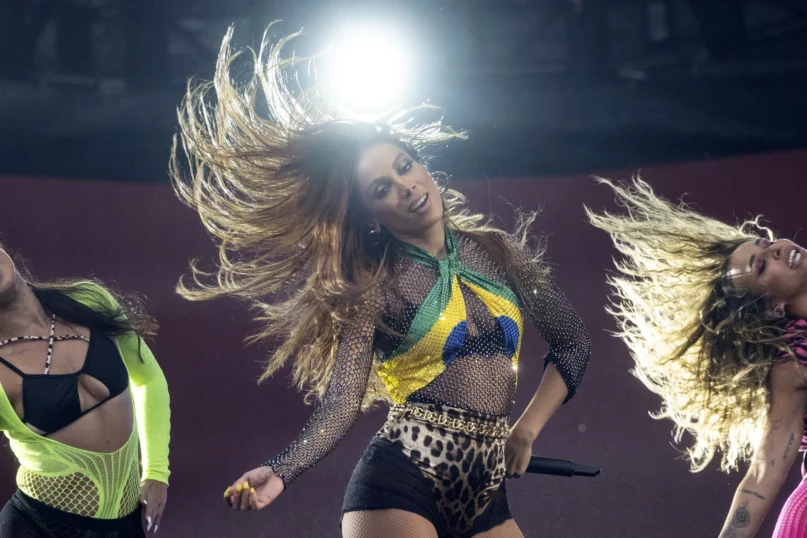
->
xmin=472 ymin=519 xmax=524 ymax=538
xmin=0 ymin=498 xmax=45 ymax=538
xmin=0 ymin=492 xmax=144 ymax=538
xmin=343 ymin=509 xmax=440 ymax=538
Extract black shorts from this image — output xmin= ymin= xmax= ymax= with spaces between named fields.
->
xmin=342 ymin=437 xmax=513 ymax=538
xmin=0 ymin=490 xmax=144 ymax=538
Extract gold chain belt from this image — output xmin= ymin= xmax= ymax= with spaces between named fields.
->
xmin=386 ymin=405 xmax=510 ymax=439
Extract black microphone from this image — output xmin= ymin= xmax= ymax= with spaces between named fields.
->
xmin=525 ymin=456 xmax=601 ymax=477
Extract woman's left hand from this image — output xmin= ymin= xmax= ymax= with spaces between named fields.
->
xmin=504 ymin=425 xmax=535 ymax=479
xmin=140 ymin=479 xmax=168 ymax=534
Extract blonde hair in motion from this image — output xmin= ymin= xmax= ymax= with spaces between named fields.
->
xmin=170 ymin=25 xmax=546 ymax=409
xmin=587 ymin=177 xmax=796 ymax=472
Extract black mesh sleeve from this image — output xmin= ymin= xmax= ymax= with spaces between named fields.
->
xmin=505 ymin=237 xmax=592 ymax=402
xmin=263 ymin=303 xmax=377 ymax=486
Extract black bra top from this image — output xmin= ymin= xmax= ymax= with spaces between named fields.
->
xmin=0 ymin=316 xmax=129 ymax=435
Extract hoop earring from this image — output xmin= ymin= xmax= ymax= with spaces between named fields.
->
xmin=773 ymin=305 xmax=786 ymax=318
xmin=364 ymin=222 xmax=382 ymax=248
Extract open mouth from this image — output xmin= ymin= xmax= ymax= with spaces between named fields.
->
xmin=409 ymin=193 xmax=428 ymax=212
xmin=788 ymin=246 xmax=803 ymax=269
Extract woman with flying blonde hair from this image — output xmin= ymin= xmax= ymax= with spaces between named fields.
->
xmin=171 ymin=26 xmax=591 ymax=538
xmin=588 ymin=177 xmax=807 ymax=537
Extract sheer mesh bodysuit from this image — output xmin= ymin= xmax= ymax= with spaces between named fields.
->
xmin=265 ymin=230 xmax=591 ymax=487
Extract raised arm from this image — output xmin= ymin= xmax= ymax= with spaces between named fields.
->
xmin=718 ymin=362 xmax=807 ymax=538
xmin=263 ymin=303 xmax=377 ymax=486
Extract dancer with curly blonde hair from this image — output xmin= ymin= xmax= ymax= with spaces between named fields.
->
xmin=589 ymin=177 xmax=807 ymax=537
xmin=171 ymin=26 xmax=591 ymax=538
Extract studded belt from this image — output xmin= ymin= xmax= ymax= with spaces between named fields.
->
xmin=384 ymin=404 xmax=510 ymax=439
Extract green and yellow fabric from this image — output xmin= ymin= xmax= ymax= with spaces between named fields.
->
xmin=377 ymin=230 xmax=523 ymax=403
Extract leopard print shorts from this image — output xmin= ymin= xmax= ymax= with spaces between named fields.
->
xmin=342 ymin=402 xmax=511 ymax=537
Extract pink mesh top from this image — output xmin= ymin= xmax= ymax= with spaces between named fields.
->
xmin=781 ymin=318 xmax=807 ymax=454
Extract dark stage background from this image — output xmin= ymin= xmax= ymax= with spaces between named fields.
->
xmin=1 ymin=149 xmax=806 ymax=537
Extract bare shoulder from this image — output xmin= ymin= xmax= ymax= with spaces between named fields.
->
xmin=770 ymin=360 xmax=807 ymax=393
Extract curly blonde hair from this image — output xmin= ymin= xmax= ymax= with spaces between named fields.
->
xmin=170 ymin=26 xmax=544 ymax=409
xmin=587 ymin=177 xmax=795 ymax=472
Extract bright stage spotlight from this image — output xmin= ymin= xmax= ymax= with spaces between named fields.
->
xmin=322 ymin=26 xmax=414 ymax=114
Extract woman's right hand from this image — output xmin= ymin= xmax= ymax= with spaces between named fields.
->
xmin=224 ymin=466 xmax=285 ymax=511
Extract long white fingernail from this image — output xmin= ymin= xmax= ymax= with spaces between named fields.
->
xmin=143 ymin=500 xmax=148 ymax=505
xmin=154 ymin=525 xmax=159 ymax=534
xmin=147 ymin=517 xmax=152 ymax=531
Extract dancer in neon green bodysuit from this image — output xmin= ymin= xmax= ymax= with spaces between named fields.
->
xmin=0 ymin=244 xmax=170 ymax=537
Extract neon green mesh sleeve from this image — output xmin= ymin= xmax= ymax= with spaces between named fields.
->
xmin=116 ymin=331 xmax=171 ymax=484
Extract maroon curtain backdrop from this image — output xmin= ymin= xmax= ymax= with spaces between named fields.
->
xmin=1 ymin=149 xmax=806 ymax=537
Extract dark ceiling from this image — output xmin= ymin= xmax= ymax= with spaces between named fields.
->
xmin=1 ymin=0 xmax=806 ymax=183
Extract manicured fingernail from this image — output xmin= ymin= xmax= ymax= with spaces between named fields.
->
xmin=154 ymin=525 xmax=159 ymax=534
xmin=224 ymin=488 xmax=230 ymax=498
xmin=250 ymin=487 xmax=255 ymax=494
xmin=147 ymin=516 xmax=153 ymax=531
xmin=243 ymin=481 xmax=249 ymax=489
xmin=143 ymin=500 xmax=148 ymax=505
xmin=236 ymin=484 xmax=242 ymax=493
